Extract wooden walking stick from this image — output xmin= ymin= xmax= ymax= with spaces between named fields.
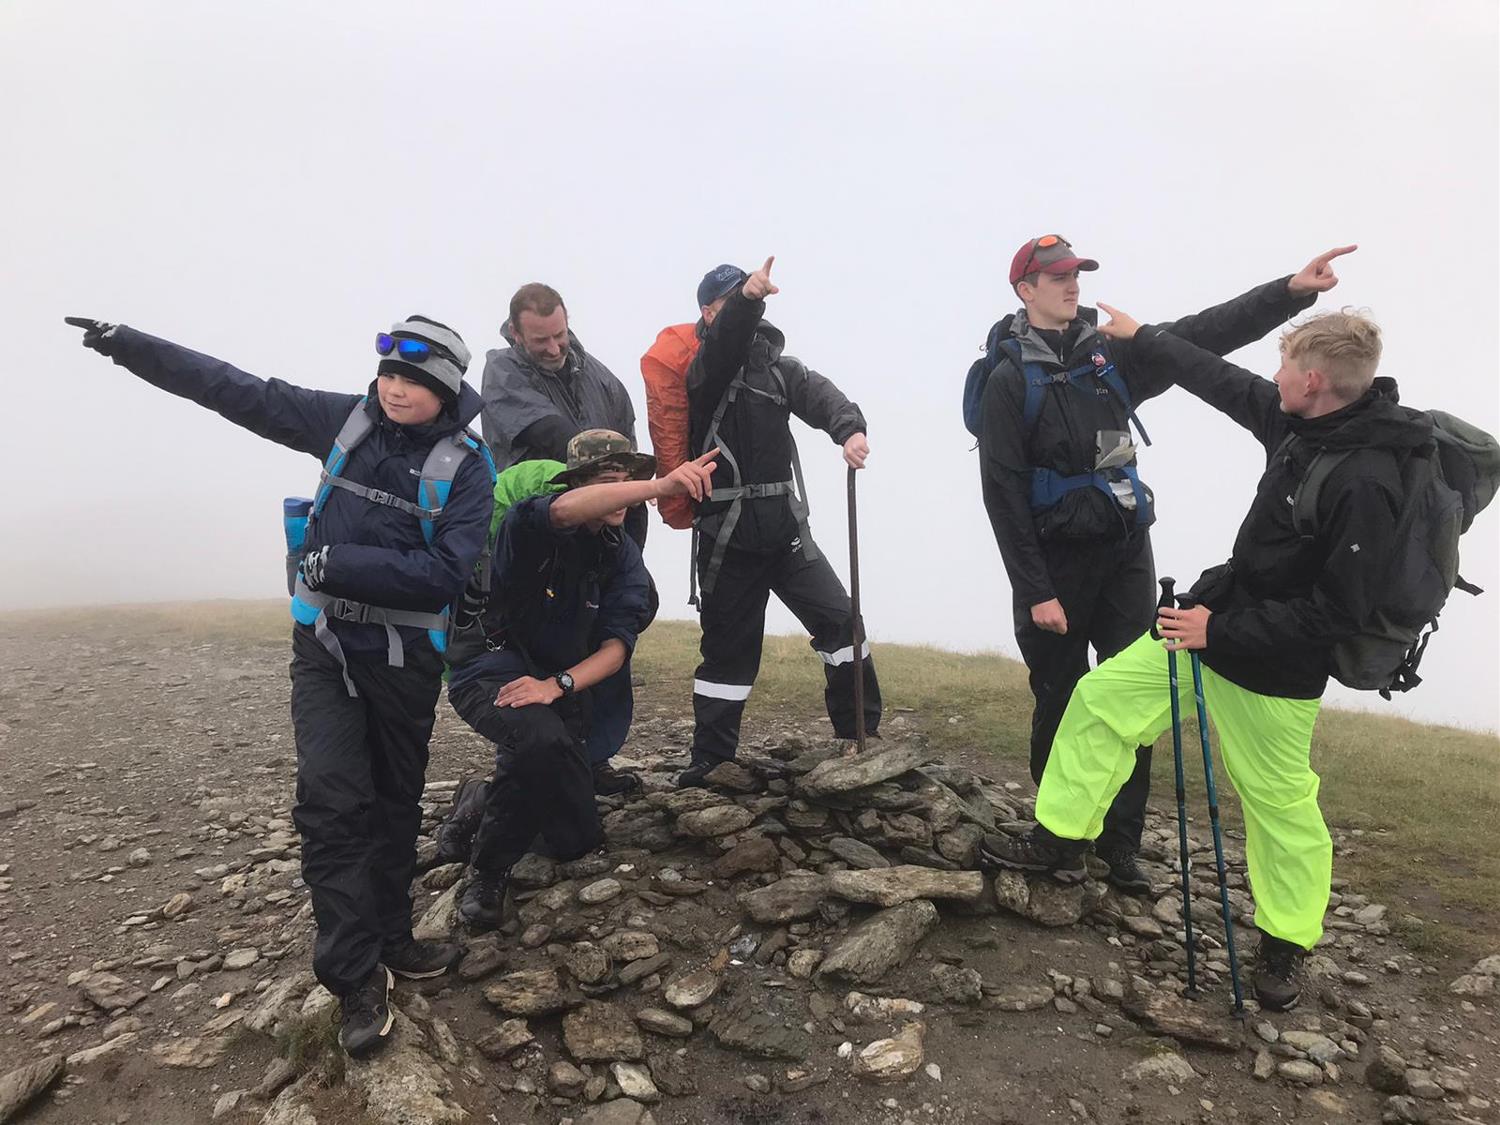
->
xmin=848 ymin=467 xmax=867 ymax=754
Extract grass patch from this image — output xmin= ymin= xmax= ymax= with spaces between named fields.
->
xmin=276 ymin=1009 xmax=343 ymax=1082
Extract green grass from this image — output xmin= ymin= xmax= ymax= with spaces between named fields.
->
xmin=8 ymin=600 xmax=1495 ymax=959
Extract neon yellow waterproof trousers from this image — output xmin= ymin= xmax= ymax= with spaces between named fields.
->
xmin=1034 ymin=632 xmax=1330 ymax=949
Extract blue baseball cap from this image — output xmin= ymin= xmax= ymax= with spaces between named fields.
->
xmin=697 ymin=264 xmax=748 ymax=309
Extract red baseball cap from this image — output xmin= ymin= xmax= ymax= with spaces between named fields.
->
xmin=1008 ymin=235 xmax=1099 ymax=286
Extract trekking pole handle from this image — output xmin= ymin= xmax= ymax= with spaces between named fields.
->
xmin=1152 ymin=578 xmax=1176 ymax=640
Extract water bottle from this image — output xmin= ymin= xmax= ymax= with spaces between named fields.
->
xmin=283 ymin=497 xmax=314 ymax=595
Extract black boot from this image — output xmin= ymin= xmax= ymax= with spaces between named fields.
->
xmin=429 ymin=777 xmax=490 ymax=868
xmin=338 ymin=964 xmax=394 ymax=1057
xmin=675 ymin=759 xmax=720 ymax=790
xmin=458 ymin=868 xmax=510 ymax=932
xmin=1095 ymin=845 xmax=1152 ymax=896
xmin=1253 ymin=931 xmax=1306 ymax=1012
xmin=977 ymin=827 xmax=1088 ymax=884
xmin=591 ymin=760 xmax=642 ymax=796
xmin=382 ymin=937 xmax=461 ymax=980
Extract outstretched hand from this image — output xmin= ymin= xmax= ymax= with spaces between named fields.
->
xmin=1096 ymin=303 xmax=1140 ymax=341
xmin=657 ymin=448 xmax=719 ymax=501
xmin=1288 ymin=245 xmax=1357 ymax=295
xmin=742 ymin=256 xmax=779 ymax=301
xmin=65 ymin=316 xmax=119 ymax=354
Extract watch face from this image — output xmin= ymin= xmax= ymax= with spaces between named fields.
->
xmin=557 ymin=673 xmax=574 ymax=693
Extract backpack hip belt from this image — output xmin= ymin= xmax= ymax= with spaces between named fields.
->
xmin=1029 ymin=464 xmax=1153 ymax=528
xmin=289 ymin=398 xmax=496 ymax=696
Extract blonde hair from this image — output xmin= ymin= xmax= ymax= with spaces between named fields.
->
xmin=1280 ymin=309 xmax=1382 ymax=401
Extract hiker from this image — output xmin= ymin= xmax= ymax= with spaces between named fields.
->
xmin=66 ymin=315 xmax=495 ymax=1057
xmin=446 ymin=432 xmax=715 ymax=929
xmin=680 ymin=257 xmax=881 ymax=788
xmin=979 ymin=306 xmax=1447 ymax=1010
xmin=969 ymin=238 xmax=1353 ymax=893
xmin=480 ymin=282 xmax=651 ymax=793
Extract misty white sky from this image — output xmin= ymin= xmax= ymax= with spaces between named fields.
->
xmin=5 ymin=1 xmax=1498 ymax=732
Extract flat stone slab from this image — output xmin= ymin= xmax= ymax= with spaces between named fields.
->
xmin=708 ymin=990 xmax=812 ymax=1061
xmin=818 ymin=899 xmax=939 ymax=985
xmin=852 ymin=1021 xmax=926 ymax=1084
xmin=739 ymin=874 xmax=831 ymax=924
xmin=0 ymin=1055 xmax=65 ymax=1122
xmin=676 ymin=805 xmax=756 ymax=837
xmin=562 ymin=1000 xmax=645 ymax=1062
xmin=484 ymin=968 xmax=575 ymax=1016
xmin=993 ymin=870 xmax=1106 ymax=927
xmin=79 ymin=972 xmax=146 ymax=1013
xmin=799 ymin=742 xmax=932 ymax=796
xmin=827 ymin=836 xmax=890 ymax=869
xmin=828 ymin=866 xmax=984 ymax=907
xmin=1123 ymin=989 xmax=1244 ymax=1051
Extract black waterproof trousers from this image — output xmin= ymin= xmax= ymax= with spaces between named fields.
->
xmin=1013 ymin=531 xmax=1155 ymax=852
xmin=448 ymin=673 xmax=603 ymax=875
xmin=691 ymin=535 xmax=882 ymax=766
xmin=289 ymin=627 xmax=441 ymax=996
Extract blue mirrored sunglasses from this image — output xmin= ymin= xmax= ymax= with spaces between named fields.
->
xmin=375 ymin=333 xmax=434 ymax=361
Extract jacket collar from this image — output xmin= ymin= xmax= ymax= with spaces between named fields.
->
xmin=1008 ymin=306 xmax=1101 ymax=367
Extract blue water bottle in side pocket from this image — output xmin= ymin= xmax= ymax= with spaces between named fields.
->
xmin=283 ymin=497 xmax=314 ymax=595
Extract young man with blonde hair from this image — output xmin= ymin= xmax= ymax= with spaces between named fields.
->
xmin=981 ymin=305 xmax=1431 ymax=1011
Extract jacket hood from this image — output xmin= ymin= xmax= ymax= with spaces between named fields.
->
xmin=1289 ymin=376 xmax=1431 ymax=454
xmin=365 ymin=379 xmax=483 ymax=435
xmin=748 ymin=320 xmax=786 ymax=366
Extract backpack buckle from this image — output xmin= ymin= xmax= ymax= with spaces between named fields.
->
xmin=330 ymin=598 xmax=371 ymax=624
xmin=366 ymin=488 xmax=394 ymax=507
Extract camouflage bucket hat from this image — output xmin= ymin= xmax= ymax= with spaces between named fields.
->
xmin=548 ymin=429 xmax=657 ymax=487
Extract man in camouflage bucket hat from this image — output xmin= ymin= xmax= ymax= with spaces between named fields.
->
xmin=549 ymin=427 xmax=658 ymax=487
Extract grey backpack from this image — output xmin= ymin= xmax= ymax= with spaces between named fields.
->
xmin=1292 ymin=409 xmax=1499 ymax=697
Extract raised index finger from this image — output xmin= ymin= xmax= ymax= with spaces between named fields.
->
xmin=760 ymin=256 xmax=775 ymax=276
xmin=1317 ymin=244 xmax=1358 ymax=264
xmin=694 ymin=447 xmax=720 ymax=465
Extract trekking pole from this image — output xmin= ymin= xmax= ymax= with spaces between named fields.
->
xmin=1153 ymin=578 xmax=1197 ymax=999
xmin=1182 ymin=613 xmax=1246 ymax=1016
xmin=847 ymin=467 xmax=867 ymax=755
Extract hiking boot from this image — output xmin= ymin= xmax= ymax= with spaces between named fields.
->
xmin=457 ymin=868 xmax=510 ymax=932
xmin=977 ymin=828 xmax=1088 ymax=884
xmin=338 ymin=964 xmax=394 ymax=1058
xmin=1095 ymin=845 xmax=1153 ymax=896
xmin=382 ymin=937 xmax=460 ymax=981
xmin=676 ymin=760 xmax=720 ymax=790
xmin=429 ymin=777 xmax=490 ymax=868
xmin=591 ymin=760 xmax=643 ymax=796
xmin=1253 ymin=931 xmax=1306 ymax=1012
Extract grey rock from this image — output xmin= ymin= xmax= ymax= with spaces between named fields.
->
xmin=260 ymin=1079 xmax=320 ymax=1125
xmin=647 ymin=1052 xmax=697 ymax=1097
xmin=703 ymin=761 xmax=762 ymax=792
xmin=713 ymin=837 xmax=781 ymax=878
xmin=413 ymin=881 xmax=462 ymax=941
xmin=421 ymin=863 xmax=464 ymax=891
xmin=79 ymin=971 xmax=146 ymax=1013
xmin=1282 ymin=1029 xmax=1343 ymax=1064
xmin=601 ymin=930 xmax=660 ymax=962
xmin=457 ymin=940 xmax=506 ymax=982
xmin=1404 ymin=1069 xmax=1445 ymax=1100
xmin=993 ymin=870 xmax=1106 ymax=927
xmin=611 ymin=1061 xmax=660 ymax=1103
xmin=739 ymin=874 xmax=831 ymax=924
xmin=1381 ymin=1095 xmax=1430 ymax=1124
xmin=579 ymin=878 xmax=623 ymax=905
xmin=636 ymin=1008 xmax=694 ymax=1037
xmin=549 ymin=1060 xmax=587 ymax=1097
xmin=618 ymin=952 xmax=673 ymax=986
xmin=818 ymin=900 xmax=939 ymax=985
xmin=222 ymin=947 xmax=260 ymax=971
xmin=1123 ymin=1051 xmax=1198 ymax=1084
xmin=1253 ymin=1049 xmax=1276 ymax=1080
xmin=1277 ymin=1059 xmax=1324 ymax=1085
xmin=152 ymin=1036 xmax=229 ymax=1068
xmin=1123 ymin=989 xmax=1243 ymax=1051
xmin=0 ymin=1055 xmax=66 ymax=1123
xmin=827 ymin=836 xmax=890 ymax=869
xmin=562 ymin=1000 xmax=646 ymax=1062
xmin=564 ymin=942 xmax=613 ymax=985
xmin=983 ymin=984 xmax=1055 ymax=1012
xmin=345 ymin=1009 xmax=465 ymax=1124
xmin=923 ymin=963 xmax=983 ymax=1005
xmin=243 ymin=970 xmax=316 ymax=1037
xmin=677 ymin=805 xmax=756 ymax=837
xmin=484 ymin=968 xmax=575 ymax=1016
xmin=212 ymin=1090 xmax=246 ymax=1119
xmin=851 ymin=1021 xmax=926 ymax=1084
xmin=935 ymin=824 xmax=984 ymax=866
xmin=252 ymin=1057 xmax=298 ymax=1100
xmin=1365 ymin=1044 xmax=1409 ymax=1093
xmin=828 ymin=866 xmax=984 ymax=907
xmin=510 ymin=853 xmax=560 ymax=889
xmin=575 ymin=1101 xmax=658 ymax=1125
xmin=663 ymin=967 xmax=720 ymax=1009
xmin=475 ymin=1019 xmax=534 ymax=1059
xmin=708 ymin=989 xmax=813 ymax=1060
xmin=800 ymin=742 xmax=931 ymax=795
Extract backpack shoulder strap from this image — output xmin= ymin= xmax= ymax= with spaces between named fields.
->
xmin=1097 ymin=363 xmax=1153 ymax=447
xmin=313 ymin=401 xmax=376 ymax=517
xmin=414 ymin=430 xmax=490 ymax=546
xmin=1291 ymin=447 xmax=1356 ymax=539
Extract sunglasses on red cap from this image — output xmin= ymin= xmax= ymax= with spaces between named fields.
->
xmin=1018 ymin=234 xmax=1072 ymax=280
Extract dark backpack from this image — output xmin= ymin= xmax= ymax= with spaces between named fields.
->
xmin=1290 ymin=409 xmax=1499 ymax=697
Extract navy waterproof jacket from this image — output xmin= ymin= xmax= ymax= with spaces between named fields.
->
xmin=104 ymin=327 xmax=494 ymax=659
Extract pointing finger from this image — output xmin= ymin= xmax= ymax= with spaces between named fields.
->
xmin=1318 ymin=244 xmax=1358 ymax=264
xmin=762 ymin=256 xmax=775 ymax=276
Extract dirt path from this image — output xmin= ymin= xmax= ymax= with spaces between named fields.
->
xmin=0 ymin=605 xmax=1495 ymax=1125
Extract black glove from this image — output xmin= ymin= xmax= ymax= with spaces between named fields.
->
xmin=64 ymin=316 xmax=120 ymax=355
xmin=301 ymin=546 xmax=332 ymax=591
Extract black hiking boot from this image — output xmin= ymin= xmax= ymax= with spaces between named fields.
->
xmin=675 ymin=759 xmax=721 ymax=790
xmin=338 ymin=964 xmax=394 ymax=1058
xmin=1253 ymin=931 xmax=1306 ymax=1012
xmin=382 ymin=937 xmax=460 ymax=981
xmin=977 ymin=827 xmax=1088 ymax=884
xmin=592 ymin=760 xmax=643 ymax=797
xmin=1095 ymin=845 xmax=1153 ymax=896
xmin=428 ymin=777 xmax=490 ymax=869
xmin=457 ymin=868 xmax=510 ymax=932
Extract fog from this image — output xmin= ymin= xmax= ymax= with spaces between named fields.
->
xmin=4 ymin=1 xmax=1497 ymax=731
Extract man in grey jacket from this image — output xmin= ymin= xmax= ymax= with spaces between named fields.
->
xmin=479 ymin=282 xmax=648 ymax=793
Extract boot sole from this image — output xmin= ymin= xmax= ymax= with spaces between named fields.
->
xmin=978 ymin=849 xmax=1088 ymax=885
xmin=1106 ymin=875 xmax=1154 ymax=896
xmin=389 ymin=962 xmax=455 ymax=980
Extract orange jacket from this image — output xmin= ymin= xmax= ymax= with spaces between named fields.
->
xmin=641 ymin=324 xmax=702 ymax=529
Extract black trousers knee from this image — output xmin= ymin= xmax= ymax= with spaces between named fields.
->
xmin=289 ymin=626 xmax=441 ymax=996
xmin=1013 ymin=531 xmax=1156 ymax=851
xmin=448 ymin=675 xmax=602 ymax=876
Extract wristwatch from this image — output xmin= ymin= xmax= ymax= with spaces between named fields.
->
xmin=553 ymin=672 xmax=576 ymax=696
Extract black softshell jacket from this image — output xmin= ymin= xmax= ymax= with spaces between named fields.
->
xmin=687 ymin=288 xmax=866 ymax=551
xmin=1132 ymin=327 xmax=1432 ymax=698
xmin=978 ymin=278 xmax=1314 ymax=606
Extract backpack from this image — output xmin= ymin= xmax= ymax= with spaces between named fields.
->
xmin=1290 ymin=409 xmax=1500 ymax=697
xmin=284 ymin=399 xmax=495 ymax=693
xmin=641 ymin=324 xmax=702 ymax=529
